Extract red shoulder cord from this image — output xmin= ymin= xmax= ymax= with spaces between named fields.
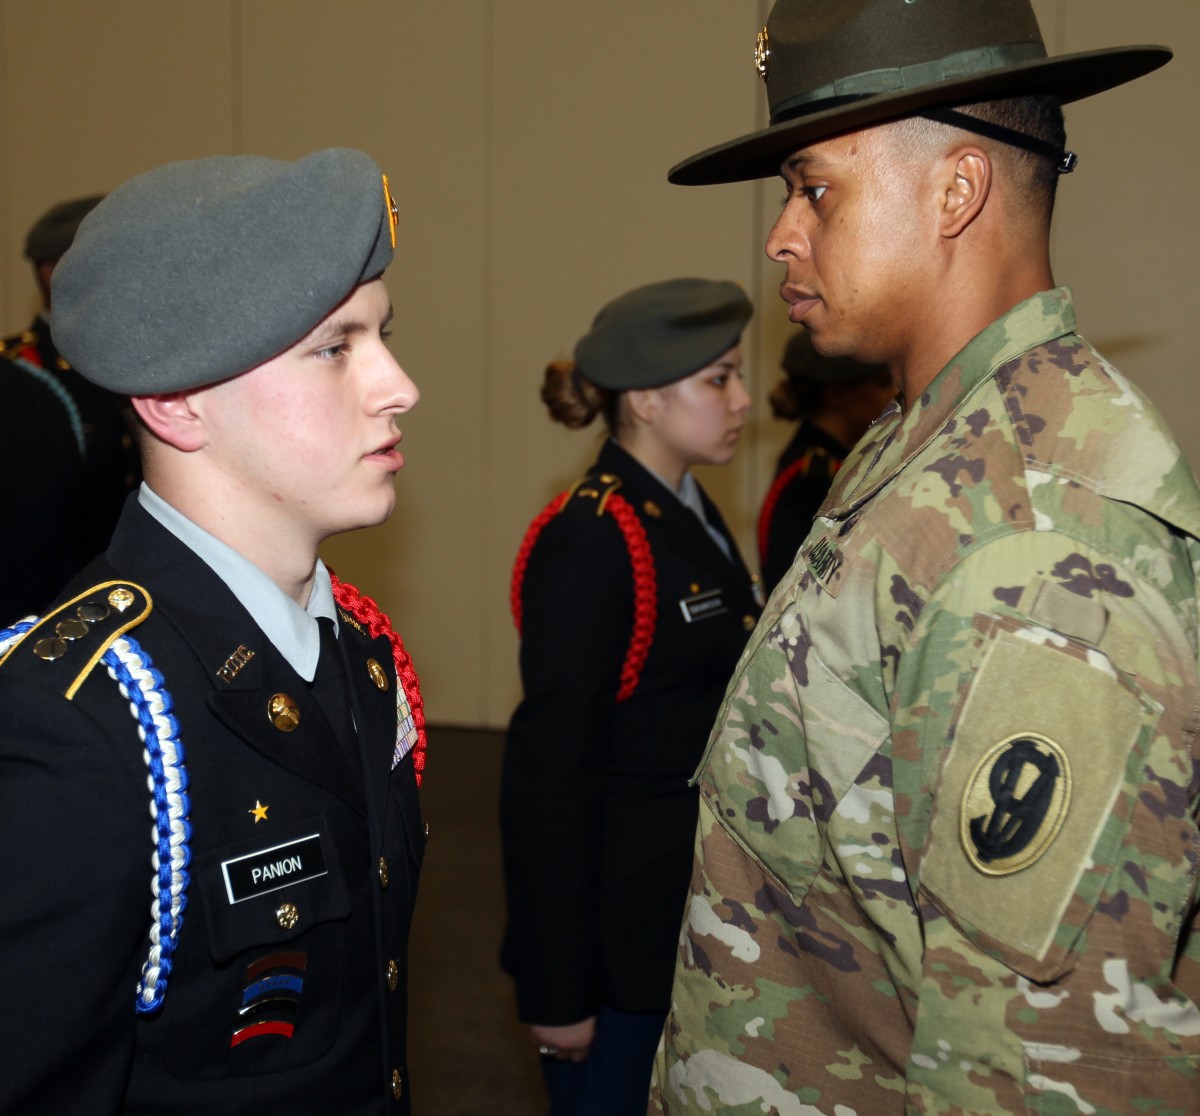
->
xmin=756 ymin=449 xmax=844 ymax=568
xmin=7 ymin=339 xmax=41 ymax=366
xmin=511 ymin=490 xmax=657 ymax=702
xmin=329 ymin=573 xmax=427 ymax=787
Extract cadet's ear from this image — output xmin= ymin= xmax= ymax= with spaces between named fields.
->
xmin=939 ymin=146 xmax=991 ymax=238
xmin=130 ymin=392 xmax=208 ymax=452
xmin=625 ymin=387 xmax=664 ymax=426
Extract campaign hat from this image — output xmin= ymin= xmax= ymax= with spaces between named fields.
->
xmin=52 ymin=148 xmax=398 ymax=394
xmin=669 ymin=0 xmax=1171 ymax=186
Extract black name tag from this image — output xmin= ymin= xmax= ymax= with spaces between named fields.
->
xmin=679 ymin=588 xmax=728 ymax=623
xmin=221 ymin=833 xmax=328 ymax=905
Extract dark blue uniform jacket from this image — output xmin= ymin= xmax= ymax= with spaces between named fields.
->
xmin=501 ymin=440 xmax=759 ymax=1024
xmin=0 ymin=499 xmax=423 ymax=1114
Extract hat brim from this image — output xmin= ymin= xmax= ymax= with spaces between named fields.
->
xmin=668 ymin=45 xmax=1171 ymax=186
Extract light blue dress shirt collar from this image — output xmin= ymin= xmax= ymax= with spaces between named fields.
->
xmin=138 ymin=483 xmax=336 ymax=682
xmin=638 ymin=457 xmax=733 ymax=562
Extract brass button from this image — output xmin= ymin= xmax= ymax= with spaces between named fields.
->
xmin=33 ymin=637 xmax=68 ymax=661
xmin=76 ymin=602 xmax=110 ymax=623
xmin=56 ymin=618 xmax=90 ymax=641
xmin=268 ymin=694 xmax=301 ymax=732
xmin=276 ymin=902 xmax=299 ymax=930
xmin=424 ymin=823 xmax=430 ymax=842
xmin=367 ymin=658 xmax=389 ymax=691
xmin=391 ymin=1068 xmax=403 ymax=1101
xmin=378 ymin=856 xmax=390 ymax=890
xmin=386 ymin=959 xmax=399 ymax=992
xmin=108 ymin=587 xmax=135 ymax=612
xmin=742 ymin=614 xmax=756 ymax=632
xmin=643 ymin=500 xmax=662 ymax=518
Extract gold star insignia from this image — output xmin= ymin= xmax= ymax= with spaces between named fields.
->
xmin=250 ymin=800 xmax=269 ymax=823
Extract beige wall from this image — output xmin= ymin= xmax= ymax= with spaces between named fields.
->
xmin=2 ymin=1 xmax=1196 ymax=731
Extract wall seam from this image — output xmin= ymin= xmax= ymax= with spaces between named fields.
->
xmin=748 ymin=0 xmax=772 ymax=565
xmin=230 ymin=0 xmax=242 ymax=153
xmin=1049 ymin=0 xmax=1067 ymax=266
xmin=480 ymin=0 xmax=495 ymax=722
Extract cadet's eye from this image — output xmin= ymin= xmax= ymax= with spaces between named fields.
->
xmin=316 ymin=343 xmax=346 ymax=360
xmin=803 ymin=185 xmax=827 ymax=204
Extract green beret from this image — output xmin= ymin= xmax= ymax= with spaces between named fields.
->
xmin=574 ymin=278 xmax=753 ymax=391
xmin=51 ymin=148 xmax=396 ymax=395
xmin=782 ymin=329 xmax=886 ymax=384
xmin=24 ymin=196 xmax=105 ymax=262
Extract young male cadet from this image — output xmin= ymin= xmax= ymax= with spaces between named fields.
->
xmin=650 ymin=2 xmax=1200 ymax=1113
xmin=0 ymin=149 xmax=428 ymax=1114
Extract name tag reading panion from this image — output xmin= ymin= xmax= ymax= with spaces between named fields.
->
xmin=221 ymin=833 xmax=329 ymax=905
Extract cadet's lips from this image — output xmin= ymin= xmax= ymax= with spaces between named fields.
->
xmin=366 ymin=436 xmax=404 ymax=470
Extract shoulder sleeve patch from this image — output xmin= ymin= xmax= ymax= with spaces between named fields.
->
xmin=0 ymin=581 xmax=153 ymax=699
xmin=920 ymin=614 xmax=1159 ymax=981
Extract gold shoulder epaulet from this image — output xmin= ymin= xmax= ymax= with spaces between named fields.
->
xmin=567 ymin=472 xmax=623 ymax=516
xmin=0 ymin=581 xmax=153 ymax=699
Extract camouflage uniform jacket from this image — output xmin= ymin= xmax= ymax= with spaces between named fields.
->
xmin=651 ymin=288 xmax=1200 ymax=1115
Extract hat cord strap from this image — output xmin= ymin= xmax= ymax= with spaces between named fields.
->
xmin=921 ymin=106 xmax=1077 ymax=173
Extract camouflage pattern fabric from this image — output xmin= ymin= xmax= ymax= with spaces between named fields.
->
xmin=650 ymin=289 xmax=1200 ymax=1114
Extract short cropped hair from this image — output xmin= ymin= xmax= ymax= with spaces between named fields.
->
xmin=895 ymin=94 xmax=1067 ymax=225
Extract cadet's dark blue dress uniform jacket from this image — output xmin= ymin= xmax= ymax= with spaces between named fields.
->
xmin=0 ymin=499 xmax=423 ymax=1114
xmin=500 ymin=440 xmax=760 ymax=1025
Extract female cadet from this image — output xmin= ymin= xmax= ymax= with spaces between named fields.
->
xmin=500 ymin=278 xmax=762 ymax=1115
xmin=757 ymin=328 xmax=895 ymax=594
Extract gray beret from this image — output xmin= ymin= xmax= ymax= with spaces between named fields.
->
xmin=51 ymin=148 xmax=396 ymax=394
xmin=782 ymin=329 xmax=886 ymax=384
xmin=24 ymin=196 xmax=105 ymax=262
xmin=574 ymin=277 xmax=753 ymax=391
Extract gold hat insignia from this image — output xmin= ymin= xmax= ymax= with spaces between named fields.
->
xmin=382 ymin=173 xmax=399 ymax=249
xmin=754 ymin=27 xmax=770 ymax=82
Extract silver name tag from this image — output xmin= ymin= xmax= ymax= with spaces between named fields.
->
xmin=221 ymin=833 xmax=328 ymax=905
xmin=679 ymin=588 xmax=728 ymax=623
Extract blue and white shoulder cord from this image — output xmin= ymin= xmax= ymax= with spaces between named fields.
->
xmin=0 ymin=619 xmax=192 ymax=1015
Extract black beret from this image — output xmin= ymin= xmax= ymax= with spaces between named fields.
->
xmin=24 ymin=196 xmax=105 ymax=262
xmin=574 ymin=278 xmax=753 ymax=391
xmin=51 ymin=148 xmax=396 ymax=394
xmin=781 ymin=329 xmax=887 ymax=384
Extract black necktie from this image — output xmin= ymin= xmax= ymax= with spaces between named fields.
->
xmin=312 ymin=616 xmax=360 ymax=774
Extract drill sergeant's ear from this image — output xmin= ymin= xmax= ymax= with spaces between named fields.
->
xmin=938 ymin=144 xmax=993 ymax=241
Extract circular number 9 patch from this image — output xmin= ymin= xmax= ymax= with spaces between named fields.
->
xmin=960 ymin=732 xmax=1072 ymax=876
